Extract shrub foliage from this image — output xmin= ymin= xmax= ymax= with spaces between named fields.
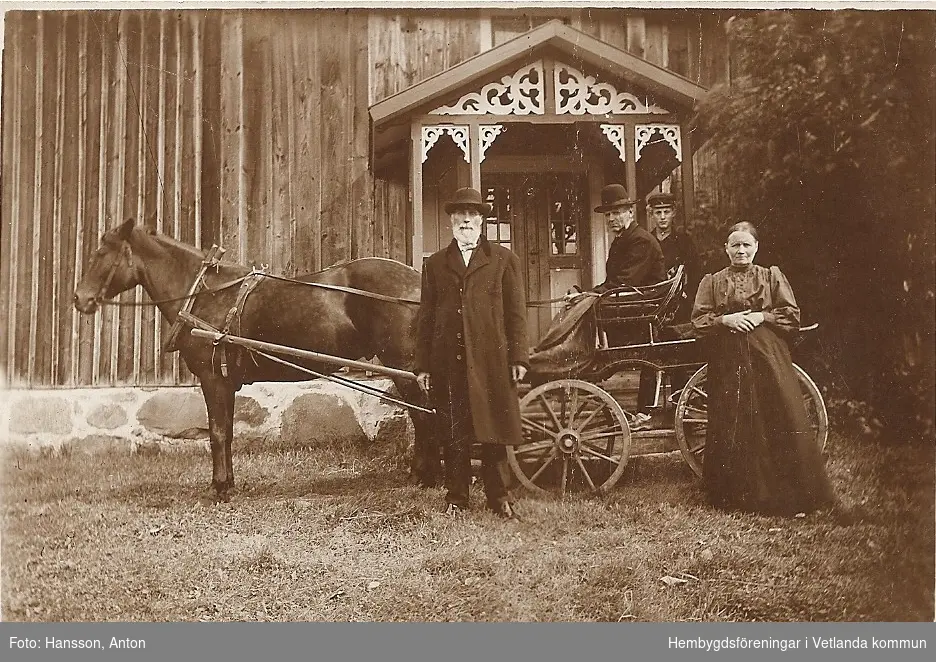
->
xmin=693 ymin=10 xmax=935 ymax=439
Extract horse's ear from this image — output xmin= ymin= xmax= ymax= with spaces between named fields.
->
xmin=116 ymin=218 xmax=135 ymax=240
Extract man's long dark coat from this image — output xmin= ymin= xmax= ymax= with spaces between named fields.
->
xmin=415 ymin=238 xmax=529 ymax=446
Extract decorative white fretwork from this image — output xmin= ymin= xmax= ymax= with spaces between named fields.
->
xmin=429 ymin=62 xmax=545 ymax=116
xmin=478 ymin=124 xmax=505 ymax=163
xmin=555 ymin=63 xmax=668 ymax=116
xmin=422 ymin=125 xmax=470 ymax=163
xmin=599 ymin=124 xmax=627 ymax=162
xmin=635 ymin=124 xmax=682 ymax=161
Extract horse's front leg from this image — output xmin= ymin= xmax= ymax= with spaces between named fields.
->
xmin=200 ymin=375 xmax=237 ymax=502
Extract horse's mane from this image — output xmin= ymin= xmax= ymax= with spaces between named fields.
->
xmin=136 ymin=224 xmax=419 ymax=275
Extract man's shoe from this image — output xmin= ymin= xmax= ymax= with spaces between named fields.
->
xmin=629 ymin=412 xmax=653 ymax=431
xmin=444 ymin=503 xmax=462 ymax=517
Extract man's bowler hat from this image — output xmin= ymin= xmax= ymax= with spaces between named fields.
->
xmin=594 ymin=184 xmax=636 ymax=212
xmin=444 ymin=187 xmax=492 ymax=216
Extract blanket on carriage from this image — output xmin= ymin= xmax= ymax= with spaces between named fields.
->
xmin=527 ymin=295 xmax=600 ymax=379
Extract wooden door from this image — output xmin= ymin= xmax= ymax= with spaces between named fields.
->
xmin=483 ymin=173 xmax=590 ymax=346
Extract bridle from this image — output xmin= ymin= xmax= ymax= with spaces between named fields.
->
xmin=94 ymin=240 xmax=136 ymax=305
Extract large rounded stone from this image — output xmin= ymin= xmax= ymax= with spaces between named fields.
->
xmin=234 ymin=396 xmax=269 ymax=427
xmin=137 ymin=391 xmax=208 ymax=438
xmin=86 ymin=403 xmax=128 ymax=430
xmin=9 ymin=396 xmax=73 ymax=435
xmin=280 ymin=393 xmax=366 ymax=447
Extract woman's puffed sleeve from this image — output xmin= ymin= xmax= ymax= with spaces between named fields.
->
xmin=763 ymin=266 xmax=800 ymax=333
xmin=691 ymin=273 xmax=722 ymax=336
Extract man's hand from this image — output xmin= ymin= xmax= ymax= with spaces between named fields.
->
xmin=510 ymin=364 xmax=528 ymax=383
xmin=416 ymin=372 xmax=431 ymax=395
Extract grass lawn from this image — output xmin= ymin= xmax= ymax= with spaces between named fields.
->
xmin=1 ymin=430 xmax=932 ymax=622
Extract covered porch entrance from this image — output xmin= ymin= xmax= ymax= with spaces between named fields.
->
xmin=370 ymin=20 xmax=708 ymax=345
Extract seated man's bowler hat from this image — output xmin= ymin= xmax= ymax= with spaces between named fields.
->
xmin=594 ymin=184 xmax=636 ymax=212
xmin=444 ymin=187 xmax=493 ymax=216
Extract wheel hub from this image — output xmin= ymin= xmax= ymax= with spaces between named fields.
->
xmin=557 ymin=429 xmax=579 ymax=454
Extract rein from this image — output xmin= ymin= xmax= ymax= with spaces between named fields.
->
xmin=94 ymin=241 xmax=422 ymax=308
xmin=94 ymin=240 xmax=570 ymax=309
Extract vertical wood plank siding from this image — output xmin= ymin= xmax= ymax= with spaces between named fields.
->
xmin=1 ymin=8 xmax=726 ymax=388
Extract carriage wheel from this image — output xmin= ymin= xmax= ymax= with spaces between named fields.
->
xmin=674 ymin=363 xmax=829 ymax=479
xmin=508 ymin=379 xmax=631 ymax=496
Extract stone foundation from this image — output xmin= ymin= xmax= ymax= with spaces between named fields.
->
xmin=0 ymin=379 xmax=413 ymax=455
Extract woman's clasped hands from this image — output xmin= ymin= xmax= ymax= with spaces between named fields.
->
xmin=720 ymin=309 xmax=765 ymax=333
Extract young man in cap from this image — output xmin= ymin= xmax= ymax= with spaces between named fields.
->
xmin=647 ymin=192 xmax=701 ymax=323
xmin=415 ymin=187 xmax=529 ymax=519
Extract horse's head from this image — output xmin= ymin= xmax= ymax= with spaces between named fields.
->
xmin=74 ymin=218 xmax=140 ymax=314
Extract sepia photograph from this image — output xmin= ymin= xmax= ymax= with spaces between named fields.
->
xmin=0 ymin=1 xmax=933 ymax=625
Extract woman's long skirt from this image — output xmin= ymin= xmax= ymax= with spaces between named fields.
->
xmin=703 ymin=326 xmax=834 ymax=515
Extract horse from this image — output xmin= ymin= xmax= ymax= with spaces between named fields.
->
xmin=74 ymin=218 xmax=440 ymax=502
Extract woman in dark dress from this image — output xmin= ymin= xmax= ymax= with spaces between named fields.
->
xmin=691 ymin=222 xmax=835 ymax=516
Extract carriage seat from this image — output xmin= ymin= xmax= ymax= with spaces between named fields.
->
xmin=595 ymin=265 xmax=685 ymax=349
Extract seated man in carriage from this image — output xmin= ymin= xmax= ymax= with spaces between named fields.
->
xmin=592 ymin=184 xmax=666 ymax=428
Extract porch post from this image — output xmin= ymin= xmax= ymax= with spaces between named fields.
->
xmin=410 ymin=121 xmax=424 ymax=268
xmin=624 ymin=120 xmax=638 ymax=222
xmin=469 ymin=120 xmax=482 ymax=189
xmin=680 ymin=126 xmax=694 ymax=228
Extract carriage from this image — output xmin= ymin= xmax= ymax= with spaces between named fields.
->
xmin=508 ymin=265 xmax=829 ymax=496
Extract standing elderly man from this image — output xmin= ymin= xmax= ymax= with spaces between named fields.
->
xmin=415 ymin=187 xmax=529 ymax=519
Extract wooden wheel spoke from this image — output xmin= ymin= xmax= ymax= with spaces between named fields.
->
xmin=521 ymin=416 xmax=557 ymax=439
xmin=688 ymin=441 xmax=705 ymax=453
xmin=537 ymin=393 xmax=562 ymax=430
xmin=513 ymin=439 xmax=554 ymax=456
xmin=574 ymin=403 xmax=605 ymax=432
xmin=579 ymin=427 xmax=623 ymax=444
xmin=574 ymin=455 xmax=597 ymax=491
xmin=683 ymin=404 xmax=707 ymax=416
xmin=528 ymin=448 xmax=558 ymax=483
xmin=688 ymin=385 xmax=707 ymax=399
xmin=682 ymin=417 xmax=707 ymax=424
xmin=580 ymin=445 xmax=618 ymax=464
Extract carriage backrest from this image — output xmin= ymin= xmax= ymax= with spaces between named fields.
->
xmin=595 ymin=264 xmax=685 ymax=325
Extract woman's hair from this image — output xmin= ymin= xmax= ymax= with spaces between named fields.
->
xmin=726 ymin=221 xmax=759 ymax=242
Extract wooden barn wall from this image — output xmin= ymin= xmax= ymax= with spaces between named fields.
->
xmin=0 ymin=9 xmax=401 ymax=388
xmin=1 ymin=10 xmax=213 ymax=388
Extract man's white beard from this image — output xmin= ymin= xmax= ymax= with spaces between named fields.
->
xmin=453 ymin=225 xmax=482 ymax=246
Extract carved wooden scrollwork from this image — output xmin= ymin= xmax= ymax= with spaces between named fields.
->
xmin=422 ymin=125 xmax=470 ymax=163
xmin=478 ymin=124 xmax=505 ymax=163
xmin=429 ymin=62 xmax=545 ymax=116
xmin=599 ymin=124 xmax=627 ymax=162
xmin=635 ymin=124 xmax=682 ymax=161
xmin=555 ymin=63 xmax=668 ymax=115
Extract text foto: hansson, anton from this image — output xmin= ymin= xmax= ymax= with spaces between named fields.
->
xmin=10 ymin=637 xmax=145 ymax=649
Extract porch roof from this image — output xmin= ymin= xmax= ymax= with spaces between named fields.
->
xmin=369 ymin=19 xmax=710 ymax=131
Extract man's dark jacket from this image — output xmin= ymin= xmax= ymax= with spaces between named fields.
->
xmin=415 ymin=238 xmax=529 ymax=446
xmin=657 ymin=229 xmax=701 ymax=321
xmin=595 ymin=223 xmax=665 ymax=292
